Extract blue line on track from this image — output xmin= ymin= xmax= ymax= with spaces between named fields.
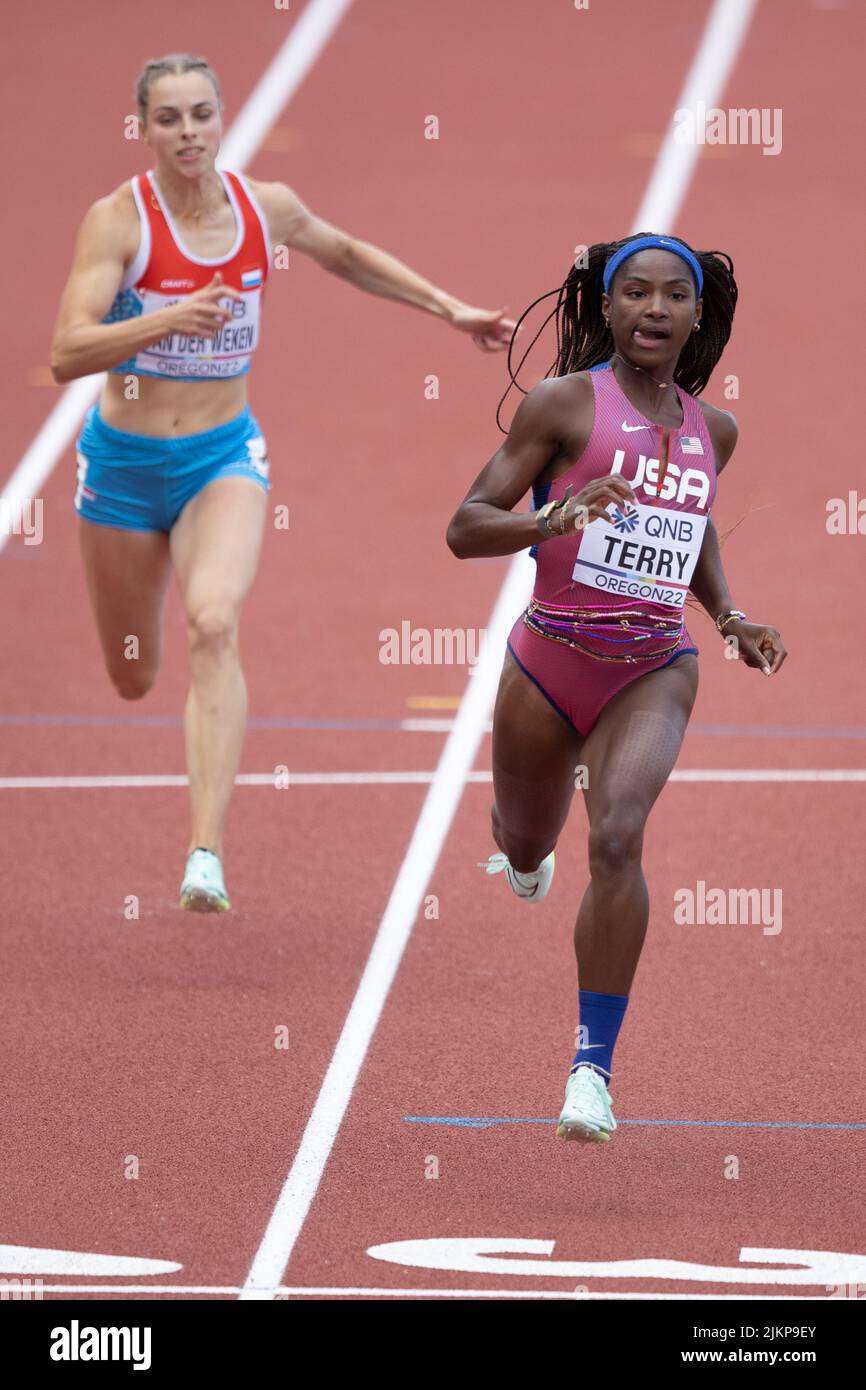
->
xmin=402 ymin=1116 xmax=866 ymax=1131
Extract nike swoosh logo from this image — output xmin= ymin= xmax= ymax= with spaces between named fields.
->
xmin=579 ymin=1044 xmax=606 ymax=1049
xmin=622 ymin=422 xmax=651 ymax=432
xmin=511 ymin=879 xmax=538 ymax=897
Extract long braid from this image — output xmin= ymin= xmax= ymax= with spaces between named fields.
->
xmin=496 ymin=233 xmax=738 ymax=432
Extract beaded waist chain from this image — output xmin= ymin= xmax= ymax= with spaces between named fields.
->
xmin=523 ymin=596 xmax=685 ymax=664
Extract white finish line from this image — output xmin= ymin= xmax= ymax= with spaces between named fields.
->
xmin=0 ymin=769 xmax=862 ymax=789
xmin=23 ymin=1285 xmax=831 ymax=1300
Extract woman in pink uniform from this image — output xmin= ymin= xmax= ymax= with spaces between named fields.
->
xmin=50 ymin=53 xmax=514 ymax=913
xmin=447 ymin=233 xmax=787 ymax=1142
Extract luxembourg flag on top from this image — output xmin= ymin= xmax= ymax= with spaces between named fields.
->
xmin=680 ymin=436 xmax=704 ymax=455
xmin=241 ymin=266 xmax=264 ymax=289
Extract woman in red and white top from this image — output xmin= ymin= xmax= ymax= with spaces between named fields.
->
xmin=51 ymin=53 xmax=515 ymax=913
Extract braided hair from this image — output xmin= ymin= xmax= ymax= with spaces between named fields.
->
xmin=495 ymin=232 xmax=737 ymax=434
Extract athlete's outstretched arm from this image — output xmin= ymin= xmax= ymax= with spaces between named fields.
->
xmin=446 ymin=376 xmax=635 ymax=558
xmin=688 ymin=408 xmax=787 ymax=675
xmin=250 ymin=179 xmax=515 ymax=351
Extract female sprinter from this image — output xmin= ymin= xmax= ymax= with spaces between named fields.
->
xmin=51 ymin=53 xmax=514 ymax=913
xmin=446 ymin=234 xmax=787 ymax=1143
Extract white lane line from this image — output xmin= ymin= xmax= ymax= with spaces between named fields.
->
xmin=0 ymin=0 xmax=356 ymax=553
xmin=238 ymin=0 xmax=762 ymax=1301
xmin=26 ymin=1285 xmax=824 ymax=1300
xmin=401 ymin=718 xmax=476 ymax=732
xmin=633 ymin=0 xmax=760 ymax=231
xmin=1 ymin=376 xmax=104 ymax=553
xmin=238 ymin=558 xmax=534 ymax=1298
xmin=217 ymin=0 xmax=355 ymax=169
xmin=0 ymin=769 xmax=863 ymax=789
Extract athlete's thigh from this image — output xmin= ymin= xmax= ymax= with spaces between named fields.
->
xmin=492 ymin=647 xmax=584 ymax=841
xmin=77 ymin=517 xmax=172 ymax=681
xmin=580 ymin=653 xmax=699 ymax=825
xmin=169 ymin=476 xmax=268 ymax=616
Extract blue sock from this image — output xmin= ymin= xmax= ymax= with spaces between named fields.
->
xmin=571 ymin=989 xmax=629 ymax=1082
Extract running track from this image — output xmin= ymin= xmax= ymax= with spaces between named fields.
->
xmin=1 ymin=0 xmax=864 ymax=1300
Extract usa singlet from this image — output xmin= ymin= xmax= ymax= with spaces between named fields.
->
xmin=506 ymin=362 xmax=717 ymax=735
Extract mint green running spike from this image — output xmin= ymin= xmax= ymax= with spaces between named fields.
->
xmin=556 ymin=1064 xmax=617 ymax=1143
xmin=180 ymin=848 xmax=231 ymax=913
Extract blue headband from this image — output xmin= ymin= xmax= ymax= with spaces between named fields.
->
xmin=602 ymin=235 xmax=703 ymax=297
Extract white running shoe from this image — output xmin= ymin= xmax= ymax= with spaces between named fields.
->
xmin=180 ymin=848 xmax=231 ymax=913
xmin=479 ymin=850 xmax=555 ymax=903
xmin=556 ymin=1065 xmax=617 ymax=1143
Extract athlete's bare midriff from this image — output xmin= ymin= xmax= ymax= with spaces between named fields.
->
xmin=99 ymin=371 xmax=248 ymax=436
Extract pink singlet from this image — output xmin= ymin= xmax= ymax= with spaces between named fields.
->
xmin=507 ymin=362 xmax=718 ymax=736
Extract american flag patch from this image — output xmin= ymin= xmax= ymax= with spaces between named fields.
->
xmin=680 ymin=436 xmax=704 ymax=455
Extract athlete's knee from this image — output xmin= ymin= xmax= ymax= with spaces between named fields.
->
xmin=588 ymin=810 xmax=645 ymax=877
xmin=186 ymin=601 xmax=240 ymax=653
xmin=491 ymin=803 xmax=555 ymax=874
xmin=111 ymin=666 xmax=158 ymax=700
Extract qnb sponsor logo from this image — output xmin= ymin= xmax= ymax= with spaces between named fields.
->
xmin=0 ymin=497 xmax=44 ymax=544
xmin=49 ymin=1320 xmax=152 ymax=1371
xmin=673 ymin=879 xmax=783 ymax=936
xmin=609 ymin=449 xmax=709 ymax=509
xmin=378 ymin=621 xmax=488 ymax=667
xmin=673 ymin=101 xmax=783 ymax=157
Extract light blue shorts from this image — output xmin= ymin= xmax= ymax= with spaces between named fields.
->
xmin=74 ymin=403 xmax=271 ymax=532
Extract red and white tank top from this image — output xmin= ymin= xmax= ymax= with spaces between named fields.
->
xmin=532 ymin=363 xmax=718 ymax=612
xmin=105 ymin=168 xmax=271 ymax=381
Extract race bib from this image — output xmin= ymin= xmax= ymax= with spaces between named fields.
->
xmin=132 ymin=288 xmax=262 ymax=379
xmin=571 ymin=501 xmax=707 ymax=610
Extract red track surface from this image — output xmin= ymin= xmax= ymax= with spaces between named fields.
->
xmin=1 ymin=0 xmax=864 ymax=1299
